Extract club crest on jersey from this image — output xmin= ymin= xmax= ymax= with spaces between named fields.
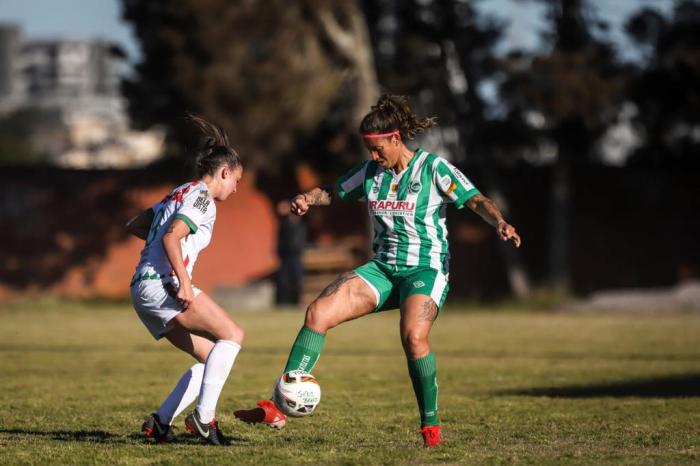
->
xmin=369 ymin=200 xmax=416 ymax=217
xmin=409 ymin=181 xmax=421 ymax=194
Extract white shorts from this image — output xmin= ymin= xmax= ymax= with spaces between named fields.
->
xmin=130 ymin=279 xmax=202 ymax=340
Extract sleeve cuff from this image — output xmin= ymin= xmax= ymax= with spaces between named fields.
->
xmin=175 ymin=213 xmax=198 ymax=233
xmin=454 ymin=189 xmax=480 ymax=209
xmin=335 ymin=179 xmax=360 ymax=203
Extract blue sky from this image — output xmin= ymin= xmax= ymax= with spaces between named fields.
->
xmin=0 ymin=0 xmax=675 ymax=65
xmin=0 ymin=0 xmax=138 ymax=58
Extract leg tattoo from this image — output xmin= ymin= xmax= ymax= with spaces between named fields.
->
xmin=419 ymin=299 xmax=438 ymax=322
xmin=319 ymin=271 xmax=357 ymax=298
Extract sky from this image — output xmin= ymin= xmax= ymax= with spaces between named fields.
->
xmin=0 ymin=0 xmax=676 ymax=65
xmin=0 ymin=0 xmax=139 ymax=59
xmin=479 ymin=0 xmax=675 ymax=58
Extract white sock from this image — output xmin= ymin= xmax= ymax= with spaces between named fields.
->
xmin=156 ymin=363 xmax=205 ymax=425
xmin=196 ymin=339 xmax=241 ymax=423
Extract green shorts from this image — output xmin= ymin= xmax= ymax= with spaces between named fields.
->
xmin=354 ymin=260 xmax=450 ymax=313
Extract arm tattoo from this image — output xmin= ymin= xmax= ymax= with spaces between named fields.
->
xmin=419 ymin=299 xmax=438 ymax=321
xmin=468 ymin=194 xmax=504 ymax=228
xmin=319 ymin=271 xmax=357 ymax=298
xmin=304 ymin=186 xmax=332 ymax=206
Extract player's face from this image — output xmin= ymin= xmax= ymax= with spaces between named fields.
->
xmin=364 ymin=136 xmax=400 ymax=169
xmin=217 ymin=164 xmax=243 ymax=201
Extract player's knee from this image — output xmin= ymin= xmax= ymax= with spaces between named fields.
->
xmin=230 ymin=324 xmax=245 ymax=345
xmin=220 ymin=322 xmax=244 ymax=345
xmin=305 ymin=300 xmax=332 ymax=333
xmin=402 ymin=331 xmax=429 ymax=358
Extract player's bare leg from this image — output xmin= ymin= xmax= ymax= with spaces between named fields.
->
xmin=303 ymin=270 xmax=377 ymax=333
xmin=142 ymin=323 xmax=216 ymax=442
xmin=173 ymin=292 xmax=244 ymax=344
xmin=165 ymin=321 xmax=216 ymax=362
xmin=400 ymin=294 xmax=442 ymax=447
xmin=234 ymin=271 xmax=376 ymax=428
xmin=173 ymin=292 xmax=244 ymax=445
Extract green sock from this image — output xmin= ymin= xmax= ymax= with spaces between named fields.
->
xmin=283 ymin=327 xmax=326 ymax=373
xmin=407 ymin=352 xmax=439 ymax=427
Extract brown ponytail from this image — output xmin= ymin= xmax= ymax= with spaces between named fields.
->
xmin=185 ymin=112 xmax=241 ymax=177
xmin=359 ymin=94 xmax=436 ymax=140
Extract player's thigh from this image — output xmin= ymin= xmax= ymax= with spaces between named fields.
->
xmin=307 ymin=271 xmax=377 ymax=329
xmin=173 ymin=292 xmax=244 ymax=344
xmin=399 ymin=267 xmax=447 ymax=338
xmin=165 ymin=321 xmax=215 ymax=363
xmin=399 ymin=294 xmax=438 ymax=340
xmin=398 ymin=267 xmax=449 ymax=314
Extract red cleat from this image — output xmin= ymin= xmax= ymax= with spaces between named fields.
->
xmin=421 ymin=425 xmax=442 ymax=447
xmin=234 ymin=400 xmax=287 ymax=429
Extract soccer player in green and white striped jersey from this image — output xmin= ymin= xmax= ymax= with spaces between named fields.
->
xmin=235 ymin=95 xmax=521 ymax=447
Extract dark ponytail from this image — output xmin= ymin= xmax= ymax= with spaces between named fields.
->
xmin=359 ymin=94 xmax=436 ymax=140
xmin=185 ymin=112 xmax=241 ymax=177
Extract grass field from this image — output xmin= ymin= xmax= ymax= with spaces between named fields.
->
xmin=1 ymin=299 xmax=699 ymax=465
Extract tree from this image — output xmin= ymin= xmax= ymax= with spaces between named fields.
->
xmin=498 ymin=0 xmax=627 ymax=293
xmin=625 ymin=0 xmax=700 ymax=167
xmin=0 ymin=108 xmax=62 ymax=166
xmin=121 ymin=0 xmax=378 ymax=175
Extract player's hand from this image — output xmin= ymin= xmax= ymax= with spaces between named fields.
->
xmin=176 ymin=280 xmax=195 ymax=309
xmin=290 ymin=194 xmax=309 ymax=216
xmin=497 ymin=221 xmax=521 ymax=248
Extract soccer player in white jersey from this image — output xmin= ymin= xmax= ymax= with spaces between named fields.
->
xmin=234 ymin=95 xmax=521 ymax=447
xmin=126 ymin=114 xmax=245 ymax=445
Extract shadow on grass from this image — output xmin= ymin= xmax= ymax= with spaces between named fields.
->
xmin=0 ymin=429 xmax=245 ymax=445
xmin=0 ymin=429 xmax=141 ymax=444
xmin=497 ymin=373 xmax=700 ymax=398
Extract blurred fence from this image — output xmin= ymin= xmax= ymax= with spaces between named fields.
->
xmin=0 ymin=164 xmax=698 ymax=300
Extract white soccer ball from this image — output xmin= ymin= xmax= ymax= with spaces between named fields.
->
xmin=273 ymin=370 xmax=321 ymax=417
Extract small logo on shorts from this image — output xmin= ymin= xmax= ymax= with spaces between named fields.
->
xmin=413 ymin=280 xmax=425 ymax=288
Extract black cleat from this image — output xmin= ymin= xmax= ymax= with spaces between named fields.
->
xmin=184 ymin=410 xmax=230 ymax=446
xmin=142 ymin=413 xmax=175 ymax=443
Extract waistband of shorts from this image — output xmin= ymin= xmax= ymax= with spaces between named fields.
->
xmin=130 ymin=272 xmax=165 ymax=287
xmin=370 ymin=256 xmax=451 ymax=276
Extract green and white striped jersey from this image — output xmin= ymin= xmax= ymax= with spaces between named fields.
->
xmin=335 ymin=148 xmax=480 ymax=273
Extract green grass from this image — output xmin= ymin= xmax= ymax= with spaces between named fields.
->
xmin=1 ymin=300 xmax=699 ymax=465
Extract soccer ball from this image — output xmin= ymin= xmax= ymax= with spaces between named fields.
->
xmin=273 ymin=370 xmax=321 ymax=417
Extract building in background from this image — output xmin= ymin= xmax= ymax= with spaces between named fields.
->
xmin=21 ymin=39 xmax=126 ymax=123
xmin=0 ymin=23 xmax=163 ymax=168
xmin=0 ymin=24 xmax=22 ymax=113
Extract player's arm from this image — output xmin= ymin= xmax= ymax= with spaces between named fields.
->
xmin=466 ymin=194 xmax=521 ymax=247
xmin=290 ymin=185 xmax=333 ymax=216
xmin=161 ymin=218 xmax=195 ymax=308
xmin=125 ymin=208 xmax=155 ymax=240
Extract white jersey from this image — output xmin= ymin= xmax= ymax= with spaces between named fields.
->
xmin=131 ymin=180 xmax=216 ymax=286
